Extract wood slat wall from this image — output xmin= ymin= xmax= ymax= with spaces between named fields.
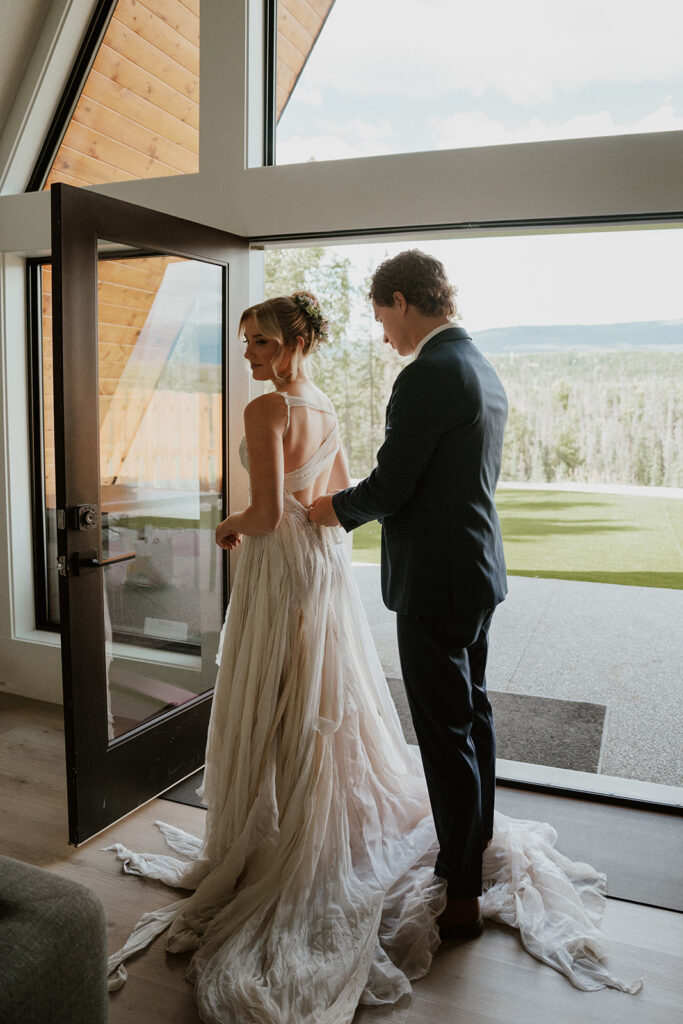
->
xmin=42 ymin=0 xmax=334 ymax=189
xmin=104 ymin=390 xmax=222 ymax=490
xmin=44 ymin=0 xmax=200 ymax=189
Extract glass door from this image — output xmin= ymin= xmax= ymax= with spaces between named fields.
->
xmin=97 ymin=253 xmax=223 ymax=738
xmin=51 ymin=183 xmax=248 ymax=843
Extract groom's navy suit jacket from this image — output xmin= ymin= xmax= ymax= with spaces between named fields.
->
xmin=332 ymin=326 xmax=508 ymax=618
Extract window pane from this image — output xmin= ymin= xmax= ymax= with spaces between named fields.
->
xmin=41 ymin=255 xmax=224 ymax=650
xmin=40 ymin=266 xmax=58 ymax=621
xmin=97 ymin=255 xmax=223 ymax=737
xmin=43 ymin=0 xmax=199 ymax=189
xmin=277 ymin=0 xmax=683 ymax=164
xmin=264 ymin=226 xmax=683 ymax=794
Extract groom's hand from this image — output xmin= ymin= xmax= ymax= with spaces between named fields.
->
xmin=307 ymin=494 xmax=340 ymax=527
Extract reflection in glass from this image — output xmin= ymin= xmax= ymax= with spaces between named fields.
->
xmin=96 ymin=255 xmax=224 ymax=738
xmin=40 ymin=254 xmax=224 ymax=738
xmin=40 ymin=264 xmax=59 ymax=622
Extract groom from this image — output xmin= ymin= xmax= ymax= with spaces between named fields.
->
xmin=308 ymin=250 xmax=508 ymax=937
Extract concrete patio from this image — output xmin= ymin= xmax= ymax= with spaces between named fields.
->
xmin=352 ymin=564 xmax=683 ymax=791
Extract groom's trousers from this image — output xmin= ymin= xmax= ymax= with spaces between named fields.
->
xmin=396 ymin=606 xmax=496 ymax=899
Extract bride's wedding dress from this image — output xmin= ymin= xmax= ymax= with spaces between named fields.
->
xmin=106 ymin=392 xmax=640 ymax=1023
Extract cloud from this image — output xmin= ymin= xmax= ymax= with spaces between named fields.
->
xmin=430 ymin=101 xmax=683 ymax=149
xmin=277 ymin=119 xmax=393 ymax=165
xmin=288 ymin=83 xmax=324 ymax=109
xmin=298 ymin=0 xmax=683 ymax=105
xmin=631 ymin=100 xmax=683 ymax=133
xmin=278 ymin=102 xmax=683 ymax=165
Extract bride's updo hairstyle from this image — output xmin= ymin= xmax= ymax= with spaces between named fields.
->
xmin=240 ymin=291 xmax=330 ymax=385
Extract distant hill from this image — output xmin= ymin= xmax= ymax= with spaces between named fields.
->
xmin=474 ymin=320 xmax=683 ymax=354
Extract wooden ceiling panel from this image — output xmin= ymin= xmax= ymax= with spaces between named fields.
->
xmin=279 ymin=6 xmax=312 ymax=59
xmin=49 ymin=146 xmax=137 ymax=186
xmin=71 ymin=98 xmax=197 ymax=173
xmin=93 ymin=46 xmax=198 ymax=129
xmin=45 ymin=170 xmax=87 ymax=187
xmin=43 ymin=0 xmax=334 ymax=187
xmin=140 ymin=0 xmax=199 ymax=45
xmin=97 ymin=303 xmax=153 ymax=331
xmin=277 ymin=60 xmax=298 ymax=107
xmin=97 ymin=322 xmax=149 ymax=348
xmin=99 ymin=257 xmax=182 ymax=289
xmin=97 ymin=283 xmax=158 ymax=310
xmin=114 ymin=0 xmax=199 ymax=77
xmin=83 ymin=69 xmax=198 ymax=153
xmin=63 ymin=118 xmax=185 ymax=179
xmin=44 ymin=0 xmax=199 ymax=190
xmin=306 ymin=0 xmax=336 ymax=19
xmin=278 ymin=31 xmax=306 ymax=75
xmin=102 ymin=18 xmax=198 ymax=103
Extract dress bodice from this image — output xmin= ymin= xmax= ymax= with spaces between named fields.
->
xmin=239 ymin=389 xmax=339 ymax=495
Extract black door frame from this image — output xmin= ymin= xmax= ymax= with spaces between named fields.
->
xmin=51 ymin=182 xmax=248 ymax=844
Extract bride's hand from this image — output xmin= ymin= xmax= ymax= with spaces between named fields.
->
xmin=216 ymin=519 xmax=243 ymax=550
xmin=218 ymin=532 xmax=242 ymax=550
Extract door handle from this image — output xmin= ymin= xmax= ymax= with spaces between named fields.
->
xmin=87 ymin=552 xmax=136 ymax=568
xmin=75 ymin=549 xmax=136 ymax=574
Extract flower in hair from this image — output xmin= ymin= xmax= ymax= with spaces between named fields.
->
xmin=293 ymin=293 xmax=329 ymax=342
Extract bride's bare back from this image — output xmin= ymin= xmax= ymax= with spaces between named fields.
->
xmin=279 ymin=382 xmax=351 ymax=506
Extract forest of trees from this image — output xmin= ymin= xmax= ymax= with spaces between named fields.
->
xmin=264 ymin=248 xmax=683 ymax=488
xmin=489 ymin=350 xmax=682 ymax=487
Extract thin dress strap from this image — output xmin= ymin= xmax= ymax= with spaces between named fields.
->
xmin=279 ymin=390 xmax=335 ymax=437
xmin=279 ymin=393 xmax=292 ymax=438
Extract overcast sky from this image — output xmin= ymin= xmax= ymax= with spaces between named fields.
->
xmin=276 ymin=1 xmax=683 ymax=331
xmin=279 ymin=0 xmax=683 ymax=160
xmin=319 ymin=228 xmax=681 ymax=332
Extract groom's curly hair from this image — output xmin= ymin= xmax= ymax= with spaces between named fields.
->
xmin=369 ymin=250 xmax=458 ymax=318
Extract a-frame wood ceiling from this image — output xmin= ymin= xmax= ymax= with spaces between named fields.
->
xmin=42 ymin=0 xmax=334 ymax=189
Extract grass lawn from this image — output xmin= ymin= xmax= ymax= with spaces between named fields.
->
xmin=351 ymin=488 xmax=683 ymax=590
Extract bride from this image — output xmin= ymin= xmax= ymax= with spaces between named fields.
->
xmin=106 ymin=291 xmax=640 ymax=1023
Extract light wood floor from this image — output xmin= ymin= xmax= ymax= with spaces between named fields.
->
xmin=1 ymin=691 xmax=681 ymax=1024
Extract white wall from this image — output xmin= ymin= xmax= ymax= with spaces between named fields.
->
xmin=0 ymin=0 xmax=682 ymax=701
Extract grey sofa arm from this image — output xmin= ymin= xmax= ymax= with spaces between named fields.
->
xmin=0 ymin=855 xmax=107 ymax=1024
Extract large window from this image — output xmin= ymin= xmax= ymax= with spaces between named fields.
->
xmin=264 ymin=224 xmax=683 ymax=793
xmin=276 ymin=0 xmax=683 ymax=164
